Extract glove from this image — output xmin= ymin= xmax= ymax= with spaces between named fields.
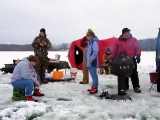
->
xmin=107 ymin=62 xmax=112 ymax=66
xmin=136 ymin=55 xmax=140 ymax=64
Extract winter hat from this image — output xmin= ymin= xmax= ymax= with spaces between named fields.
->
xmin=40 ymin=28 xmax=46 ymax=34
xmin=106 ymin=48 xmax=111 ymax=53
xmin=88 ymin=28 xmax=94 ymax=32
xmin=122 ymin=28 xmax=131 ymax=35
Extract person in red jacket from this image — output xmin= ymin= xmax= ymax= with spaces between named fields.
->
xmin=112 ymin=28 xmax=141 ymax=93
xmin=79 ymin=28 xmax=93 ymax=84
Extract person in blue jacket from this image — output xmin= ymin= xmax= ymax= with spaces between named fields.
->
xmin=86 ymin=31 xmax=99 ymax=94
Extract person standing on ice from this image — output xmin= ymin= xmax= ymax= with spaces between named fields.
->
xmin=32 ymin=28 xmax=51 ymax=84
xmin=79 ymin=28 xmax=94 ymax=84
xmin=112 ymin=28 xmax=141 ymax=93
xmin=11 ymin=55 xmax=44 ymax=102
xmin=86 ymin=31 xmax=99 ymax=94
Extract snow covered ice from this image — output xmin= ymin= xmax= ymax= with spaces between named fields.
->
xmin=0 ymin=51 xmax=160 ymax=120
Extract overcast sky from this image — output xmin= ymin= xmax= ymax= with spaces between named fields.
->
xmin=0 ymin=0 xmax=160 ymax=44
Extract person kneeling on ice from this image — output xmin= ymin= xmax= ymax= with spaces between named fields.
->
xmin=86 ymin=31 xmax=99 ymax=94
xmin=11 ymin=55 xmax=44 ymax=102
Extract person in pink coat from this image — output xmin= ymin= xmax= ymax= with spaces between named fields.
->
xmin=112 ymin=28 xmax=141 ymax=93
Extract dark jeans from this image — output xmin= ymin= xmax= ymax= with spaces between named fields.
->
xmin=125 ymin=58 xmax=140 ymax=88
xmin=89 ymin=66 xmax=98 ymax=87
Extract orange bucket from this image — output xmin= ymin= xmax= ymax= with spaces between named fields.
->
xmin=52 ymin=71 xmax=63 ymax=80
xmin=149 ymin=72 xmax=158 ymax=84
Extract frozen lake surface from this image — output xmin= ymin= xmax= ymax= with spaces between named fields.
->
xmin=0 ymin=51 xmax=159 ymax=120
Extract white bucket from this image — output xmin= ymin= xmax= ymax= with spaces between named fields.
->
xmin=70 ymin=68 xmax=77 ymax=78
xmin=70 ymin=68 xmax=77 ymax=73
xmin=55 ymin=54 xmax=60 ymax=63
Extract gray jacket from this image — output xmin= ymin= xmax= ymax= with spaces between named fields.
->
xmin=11 ymin=57 xmax=37 ymax=83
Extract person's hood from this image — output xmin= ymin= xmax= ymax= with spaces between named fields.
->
xmin=21 ymin=57 xmax=30 ymax=65
xmin=88 ymin=36 xmax=99 ymax=45
xmin=93 ymin=36 xmax=99 ymax=42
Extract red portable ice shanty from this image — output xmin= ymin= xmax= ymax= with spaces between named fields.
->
xmin=68 ymin=37 xmax=117 ymax=70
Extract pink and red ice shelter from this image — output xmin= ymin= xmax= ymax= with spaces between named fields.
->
xmin=68 ymin=37 xmax=117 ymax=70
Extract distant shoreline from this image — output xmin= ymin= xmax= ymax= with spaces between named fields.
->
xmin=0 ymin=37 xmax=157 ymax=51
xmin=0 ymin=50 xmax=155 ymax=52
xmin=0 ymin=51 xmax=69 ymax=52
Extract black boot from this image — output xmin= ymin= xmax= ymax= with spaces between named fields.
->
xmin=41 ymin=80 xmax=48 ymax=84
xmin=134 ymin=87 xmax=141 ymax=93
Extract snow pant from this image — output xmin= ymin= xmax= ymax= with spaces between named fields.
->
xmin=89 ymin=66 xmax=98 ymax=87
xmin=82 ymin=47 xmax=89 ymax=83
xmin=103 ymin=66 xmax=111 ymax=74
xmin=11 ymin=76 xmax=40 ymax=96
xmin=34 ymin=58 xmax=47 ymax=83
xmin=125 ymin=58 xmax=140 ymax=88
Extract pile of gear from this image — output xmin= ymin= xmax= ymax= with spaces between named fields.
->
xmin=99 ymin=90 xmax=112 ymax=99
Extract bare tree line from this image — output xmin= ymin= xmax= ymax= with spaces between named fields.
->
xmin=0 ymin=43 xmax=70 ymax=51
xmin=0 ymin=38 xmax=158 ymax=51
xmin=139 ymin=37 xmax=157 ymax=51
xmin=52 ymin=43 xmax=70 ymax=51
